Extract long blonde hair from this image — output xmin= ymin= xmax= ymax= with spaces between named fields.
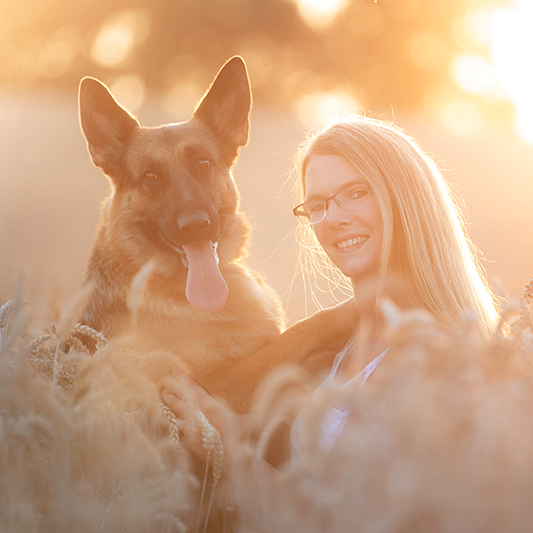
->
xmin=295 ymin=116 xmax=498 ymax=343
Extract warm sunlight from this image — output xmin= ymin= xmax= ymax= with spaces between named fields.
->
xmin=453 ymin=53 xmax=496 ymax=96
xmin=91 ymin=9 xmax=151 ymax=68
xmin=440 ymin=97 xmax=483 ymax=137
xmin=109 ymin=73 xmax=146 ymax=112
xmin=409 ymin=32 xmax=449 ymax=71
xmin=3 ymin=1 xmax=533 ymax=530
xmin=490 ymin=0 xmax=533 ymax=143
xmin=293 ymin=0 xmax=348 ymax=31
xmin=296 ymin=90 xmax=359 ymax=127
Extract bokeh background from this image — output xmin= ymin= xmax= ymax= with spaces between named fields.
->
xmin=1 ymin=0 xmax=532 ymax=323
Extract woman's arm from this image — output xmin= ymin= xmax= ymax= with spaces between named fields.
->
xmin=191 ymin=297 xmax=358 ymax=413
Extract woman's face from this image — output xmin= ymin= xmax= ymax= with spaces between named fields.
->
xmin=304 ymin=154 xmax=383 ymax=285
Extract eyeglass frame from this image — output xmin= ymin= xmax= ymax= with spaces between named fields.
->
xmin=292 ymin=181 xmax=372 ymax=226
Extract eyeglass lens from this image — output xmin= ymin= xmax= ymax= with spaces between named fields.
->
xmin=295 ymin=183 xmax=370 ymax=225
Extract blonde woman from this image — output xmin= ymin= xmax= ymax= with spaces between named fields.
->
xmin=162 ymin=115 xmax=498 ymax=496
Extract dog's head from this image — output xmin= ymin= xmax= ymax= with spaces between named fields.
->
xmin=79 ymin=57 xmax=252 ymax=312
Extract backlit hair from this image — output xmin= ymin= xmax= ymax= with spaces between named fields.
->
xmin=294 ymin=116 xmax=498 ymax=343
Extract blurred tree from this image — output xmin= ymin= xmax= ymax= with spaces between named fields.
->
xmin=0 ymin=0 xmax=512 ymax=115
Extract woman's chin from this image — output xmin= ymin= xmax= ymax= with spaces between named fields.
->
xmin=333 ymin=258 xmax=381 ymax=284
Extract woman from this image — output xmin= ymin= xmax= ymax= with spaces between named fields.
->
xmin=162 ymin=115 xmax=498 ymax=505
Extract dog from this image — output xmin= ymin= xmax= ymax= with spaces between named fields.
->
xmin=76 ymin=56 xmax=356 ymax=413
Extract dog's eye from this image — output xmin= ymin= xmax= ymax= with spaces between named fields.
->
xmin=197 ymin=160 xmax=210 ymax=171
xmin=144 ymin=173 xmax=159 ymax=184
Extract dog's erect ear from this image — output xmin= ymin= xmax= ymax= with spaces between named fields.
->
xmin=79 ymin=77 xmax=139 ymax=177
xmin=193 ymin=57 xmax=251 ymax=162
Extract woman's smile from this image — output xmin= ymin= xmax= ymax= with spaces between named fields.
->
xmin=336 ymin=235 xmax=369 ymax=250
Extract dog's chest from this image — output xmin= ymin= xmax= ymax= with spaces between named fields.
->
xmin=136 ymin=270 xmax=283 ymax=364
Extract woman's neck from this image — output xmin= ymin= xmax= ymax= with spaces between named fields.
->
xmin=350 ymin=275 xmax=382 ymax=333
xmin=337 ymin=277 xmax=388 ymax=380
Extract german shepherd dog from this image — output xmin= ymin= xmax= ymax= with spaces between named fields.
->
xmin=76 ymin=57 xmax=355 ymax=413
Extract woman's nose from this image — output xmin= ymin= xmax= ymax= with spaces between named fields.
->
xmin=325 ymin=198 xmax=349 ymax=225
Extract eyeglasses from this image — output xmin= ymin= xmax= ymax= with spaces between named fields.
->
xmin=293 ymin=182 xmax=372 ymax=226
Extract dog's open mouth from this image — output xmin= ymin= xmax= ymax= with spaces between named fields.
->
xmin=160 ymin=233 xmax=228 ymax=312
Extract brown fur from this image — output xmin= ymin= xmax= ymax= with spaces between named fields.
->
xmin=76 ymin=57 xmax=356 ymax=412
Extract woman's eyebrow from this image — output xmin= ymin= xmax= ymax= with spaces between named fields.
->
xmin=305 ymin=180 xmax=369 ymax=201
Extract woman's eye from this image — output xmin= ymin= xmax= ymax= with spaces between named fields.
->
xmin=349 ymin=188 xmax=367 ymax=199
xmin=197 ymin=160 xmax=210 ymax=170
xmin=144 ymin=173 xmax=159 ymax=184
xmin=309 ymin=202 xmax=324 ymax=213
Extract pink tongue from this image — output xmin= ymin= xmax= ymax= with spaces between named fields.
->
xmin=182 ymin=241 xmax=228 ymax=312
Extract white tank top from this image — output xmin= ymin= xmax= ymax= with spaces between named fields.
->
xmin=290 ymin=338 xmax=389 ymax=464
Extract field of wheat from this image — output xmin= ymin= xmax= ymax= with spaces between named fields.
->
xmin=1 ymin=276 xmax=532 ymax=533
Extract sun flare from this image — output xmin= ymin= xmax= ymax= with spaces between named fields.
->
xmin=294 ymin=0 xmax=348 ymax=31
xmin=489 ymin=0 xmax=533 ymax=143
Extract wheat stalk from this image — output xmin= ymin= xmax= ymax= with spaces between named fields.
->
xmin=195 ymin=410 xmax=224 ymax=486
xmin=521 ymin=276 xmax=533 ymax=329
xmin=156 ymin=512 xmax=187 ymax=532
xmin=28 ymin=333 xmax=53 ymax=353
xmin=71 ymin=323 xmax=108 ymax=353
xmin=0 ymin=299 xmax=14 ymax=329
xmin=0 ymin=299 xmax=30 ymax=351
xmin=194 ymin=409 xmax=224 ymax=533
xmin=115 ymin=347 xmax=143 ymax=358
xmin=195 ymin=409 xmax=214 ymax=533
xmin=160 ymin=403 xmax=181 ymax=446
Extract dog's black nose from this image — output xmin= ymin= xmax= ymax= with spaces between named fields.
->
xmin=178 ymin=211 xmax=211 ymax=242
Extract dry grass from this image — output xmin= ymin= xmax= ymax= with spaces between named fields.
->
xmin=0 ymin=293 xmax=198 ymax=532
xmin=1 ymin=277 xmax=533 ymax=532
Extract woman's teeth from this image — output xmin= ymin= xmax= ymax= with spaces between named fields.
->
xmin=337 ymin=236 xmax=368 ymax=249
